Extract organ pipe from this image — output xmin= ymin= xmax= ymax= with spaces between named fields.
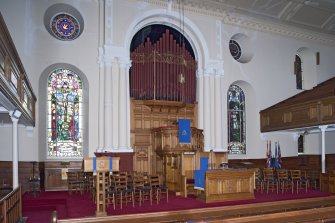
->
xmin=130 ymin=29 xmax=196 ymax=103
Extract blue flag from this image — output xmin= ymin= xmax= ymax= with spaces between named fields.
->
xmin=178 ymin=119 xmax=191 ymax=144
xmin=273 ymin=142 xmax=281 ymax=169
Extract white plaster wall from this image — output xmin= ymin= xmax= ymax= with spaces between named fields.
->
xmin=0 ymin=0 xmax=100 ymax=161
xmin=0 ymin=0 xmax=335 ymax=162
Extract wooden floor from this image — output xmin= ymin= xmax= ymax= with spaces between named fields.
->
xmin=54 ymin=195 xmax=335 ymax=223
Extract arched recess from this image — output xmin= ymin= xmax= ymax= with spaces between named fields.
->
xmin=123 ymin=9 xmax=210 ymax=174
xmin=123 ymin=9 xmax=209 ymax=76
xmin=38 ymin=63 xmax=89 ymax=160
xmin=123 ymin=8 xmax=211 ymax=131
xmin=296 ymin=47 xmax=317 ymax=90
xmin=227 ymin=80 xmax=258 ymax=158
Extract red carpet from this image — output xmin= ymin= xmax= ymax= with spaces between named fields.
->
xmin=22 ymin=189 xmax=331 ymax=223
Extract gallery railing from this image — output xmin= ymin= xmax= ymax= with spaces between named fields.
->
xmin=0 ymin=12 xmax=36 ymax=126
xmin=0 ymin=186 xmax=22 ymax=223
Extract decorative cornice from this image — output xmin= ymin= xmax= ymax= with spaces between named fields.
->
xmin=140 ymin=0 xmax=335 ymax=46
xmin=224 ymin=12 xmax=335 ymax=46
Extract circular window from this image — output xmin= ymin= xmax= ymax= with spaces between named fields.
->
xmin=229 ymin=33 xmax=253 ymax=63
xmin=229 ymin=40 xmax=242 ymax=60
xmin=51 ymin=13 xmax=80 ymax=40
xmin=44 ymin=3 xmax=84 ymax=41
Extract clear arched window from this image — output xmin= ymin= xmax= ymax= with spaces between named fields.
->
xmin=47 ymin=68 xmax=83 ymax=158
xmin=227 ymin=84 xmax=246 ymax=154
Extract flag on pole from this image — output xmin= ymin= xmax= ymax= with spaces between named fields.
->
xmin=273 ymin=141 xmax=281 ymax=169
xmin=278 ymin=141 xmax=282 ymax=167
xmin=266 ymin=140 xmax=272 ymax=168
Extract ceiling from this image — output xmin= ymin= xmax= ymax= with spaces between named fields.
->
xmin=187 ymin=0 xmax=335 ymax=37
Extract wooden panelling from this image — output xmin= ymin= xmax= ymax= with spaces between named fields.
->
xmin=260 ymin=77 xmax=335 ymax=132
xmin=130 ymin=99 xmax=198 ymax=175
xmin=44 ymin=161 xmax=82 ymax=191
xmin=224 ymin=154 xmax=335 ymax=172
xmin=200 ymin=169 xmax=255 ymax=203
xmin=0 ymin=161 xmax=42 ymax=193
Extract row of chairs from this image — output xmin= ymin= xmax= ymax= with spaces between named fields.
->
xmin=255 ymin=168 xmax=319 ymax=194
xmin=105 ymin=172 xmax=168 ymax=209
xmin=66 ymin=171 xmax=87 ymax=195
xmin=67 ymin=171 xmax=168 ymax=209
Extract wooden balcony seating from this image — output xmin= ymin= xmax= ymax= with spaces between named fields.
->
xmin=255 ymin=168 xmax=264 ymax=193
xmin=150 ymin=175 xmax=168 ymax=204
xmin=262 ymin=168 xmax=278 ymax=194
xmin=277 ymin=169 xmax=291 ymax=194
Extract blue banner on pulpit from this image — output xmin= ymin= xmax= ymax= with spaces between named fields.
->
xmin=178 ymin=119 xmax=191 ymax=144
xmin=93 ymin=157 xmax=96 ymax=172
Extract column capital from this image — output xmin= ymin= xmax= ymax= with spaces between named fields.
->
xmin=198 ymin=61 xmax=225 ymax=78
xmin=319 ymin=125 xmax=328 ymax=132
xmin=99 ymin=45 xmax=130 ymax=66
xmin=9 ymin=109 xmax=21 ymax=123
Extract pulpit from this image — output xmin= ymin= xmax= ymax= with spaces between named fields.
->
xmin=152 ymin=126 xmax=228 ymax=196
xmin=83 ymin=156 xmax=119 ymax=217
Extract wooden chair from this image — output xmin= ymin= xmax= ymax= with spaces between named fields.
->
xmin=277 ymin=169 xmax=291 ymax=194
xmin=67 ymin=171 xmax=83 ymax=194
xmin=306 ymin=169 xmax=320 ymax=190
xmin=255 ymin=168 xmax=264 ymax=193
xmin=113 ymin=173 xmax=134 ymax=209
xmin=290 ymin=169 xmax=308 ymax=193
xmin=262 ymin=168 xmax=278 ymax=194
xmin=106 ymin=173 xmax=116 ymax=209
xmin=132 ymin=174 xmax=152 ymax=206
xmin=150 ymin=175 xmax=168 ymax=204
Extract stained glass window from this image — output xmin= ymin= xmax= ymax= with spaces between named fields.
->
xmin=47 ymin=69 xmax=83 ymax=158
xmin=227 ymin=84 xmax=246 ymax=154
xmin=50 ymin=13 xmax=80 ymax=41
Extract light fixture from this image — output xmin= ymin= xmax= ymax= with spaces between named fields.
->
xmin=11 ymin=109 xmax=22 ymax=119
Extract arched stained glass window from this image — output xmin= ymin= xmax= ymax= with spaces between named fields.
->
xmin=47 ymin=69 xmax=83 ymax=158
xmin=294 ymin=55 xmax=302 ymax=90
xmin=227 ymin=84 xmax=246 ymax=154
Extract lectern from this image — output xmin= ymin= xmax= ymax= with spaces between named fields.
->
xmin=83 ymin=156 xmax=119 ymax=216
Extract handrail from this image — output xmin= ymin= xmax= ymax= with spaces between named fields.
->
xmin=0 ymin=186 xmax=22 ymax=223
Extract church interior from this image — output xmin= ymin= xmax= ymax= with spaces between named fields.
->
xmin=1 ymin=0 xmax=335 ymax=222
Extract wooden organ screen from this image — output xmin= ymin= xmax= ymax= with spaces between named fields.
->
xmin=130 ymin=29 xmax=197 ymax=104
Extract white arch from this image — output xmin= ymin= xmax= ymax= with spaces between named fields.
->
xmin=38 ymin=63 xmax=89 ymax=160
xmin=227 ymin=80 xmax=258 ymax=157
xmin=123 ymin=9 xmax=209 ymax=70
